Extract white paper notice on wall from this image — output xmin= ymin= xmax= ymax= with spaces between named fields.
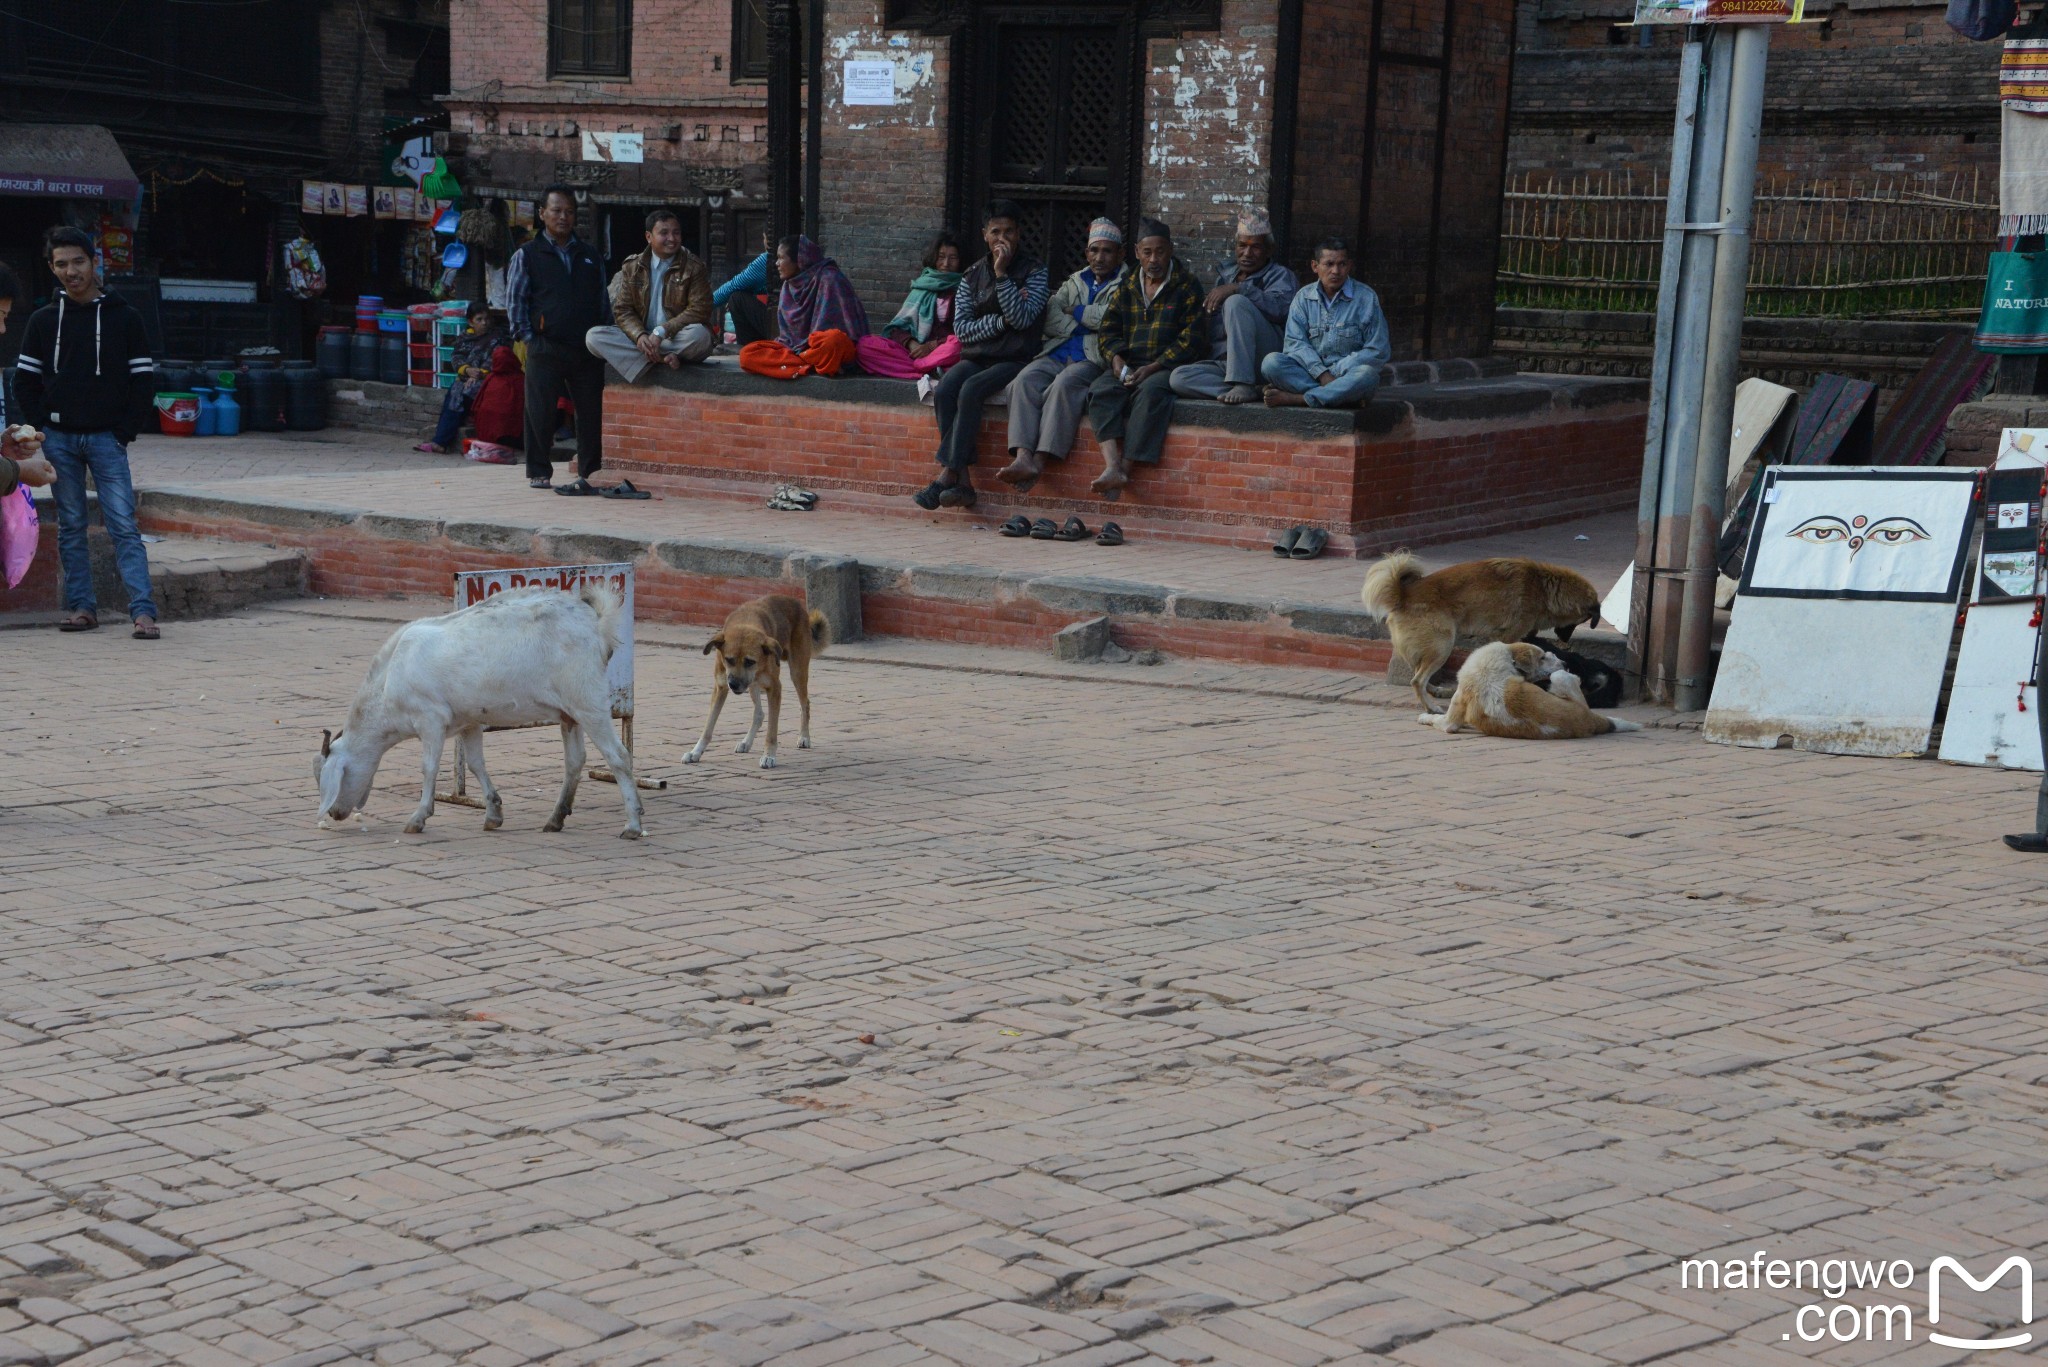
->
xmin=581 ymin=131 xmax=644 ymax=164
xmin=844 ymin=60 xmax=898 ymax=105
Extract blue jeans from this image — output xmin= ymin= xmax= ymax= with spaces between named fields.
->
xmin=1260 ymin=352 xmax=1380 ymax=409
xmin=432 ymin=384 xmax=473 ymax=448
xmin=46 ymin=429 xmax=157 ymax=620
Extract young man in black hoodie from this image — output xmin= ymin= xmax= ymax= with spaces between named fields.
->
xmin=13 ymin=226 xmax=159 ymax=638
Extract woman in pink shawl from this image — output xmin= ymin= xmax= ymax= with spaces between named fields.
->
xmin=739 ymin=235 xmax=870 ymax=379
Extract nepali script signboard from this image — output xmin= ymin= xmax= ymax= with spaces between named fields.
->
xmin=1636 ymin=0 xmax=1801 ymax=21
xmin=452 ymin=563 xmax=634 ymax=719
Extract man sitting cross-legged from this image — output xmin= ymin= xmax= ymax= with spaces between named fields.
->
xmin=586 ymin=208 xmax=716 ymax=383
xmin=997 ymin=217 xmax=1127 ymax=493
xmin=1166 ymin=208 xmax=1296 ymax=406
xmin=1261 ymin=237 xmax=1390 ymax=410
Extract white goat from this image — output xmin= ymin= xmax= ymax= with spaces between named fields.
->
xmin=315 ymin=582 xmax=645 ymax=839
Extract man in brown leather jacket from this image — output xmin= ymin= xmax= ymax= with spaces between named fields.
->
xmin=585 ymin=209 xmax=716 ymax=382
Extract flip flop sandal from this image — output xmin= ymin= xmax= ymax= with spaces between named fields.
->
xmin=1052 ymin=515 xmax=1090 ymax=542
xmin=1096 ymin=521 xmax=1124 ymax=547
xmin=131 ymin=618 xmax=159 ymax=641
xmin=1273 ymin=525 xmax=1304 ymax=557
xmin=603 ymin=479 xmax=651 ymax=500
xmin=529 ymin=478 xmax=554 ymax=490
xmin=1028 ymin=518 xmax=1060 ymax=540
xmin=999 ymin=515 xmax=1033 ymax=537
xmin=937 ymin=483 xmax=978 ymax=508
xmin=778 ymin=485 xmax=819 ymax=508
xmin=768 ymin=492 xmax=807 ymax=510
xmin=1291 ymin=528 xmax=1329 ymax=560
xmin=554 ymin=478 xmax=602 ymax=497
xmin=912 ymin=480 xmax=946 ymax=510
xmin=59 ymin=612 xmax=98 ymax=632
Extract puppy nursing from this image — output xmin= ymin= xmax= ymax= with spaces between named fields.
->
xmin=1362 ymin=553 xmax=1603 ymax=713
xmin=1423 ymin=642 xmax=1641 ymax=739
xmin=688 ymin=594 xmax=829 ymax=769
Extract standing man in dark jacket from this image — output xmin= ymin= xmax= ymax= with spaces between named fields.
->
xmin=13 ymin=227 xmax=159 ymax=638
xmin=506 ymin=185 xmax=620 ymax=496
xmin=912 ymin=200 xmax=1048 ymax=511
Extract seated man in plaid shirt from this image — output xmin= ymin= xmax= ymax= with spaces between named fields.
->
xmin=1085 ymin=218 xmax=1207 ymax=498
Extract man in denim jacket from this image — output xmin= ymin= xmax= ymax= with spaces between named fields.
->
xmin=1261 ymin=238 xmax=1390 ymax=409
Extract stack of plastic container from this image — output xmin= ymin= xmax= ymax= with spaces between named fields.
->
xmin=355 ymin=295 xmax=382 ymax=335
xmin=407 ymin=302 xmax=439 ymax=387
xmin=437 ymin=299 xmax=468 ymax=390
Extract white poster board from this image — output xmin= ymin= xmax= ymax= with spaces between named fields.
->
xmin=1705 ymin=467 xmax=1978 ymax=757
xmin=843 ymin=60 xmax=898 ymax=105
xmin=580 ymin=131 xmax=644 ymax=164
xmin=453 ymin=563 xmax=633 ymax=718
xmin=1941 ymin=431 xmax=2044 ymax=770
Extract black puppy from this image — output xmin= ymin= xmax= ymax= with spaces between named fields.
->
xmin=1524 ymin=639 xmax=1623 ymax=708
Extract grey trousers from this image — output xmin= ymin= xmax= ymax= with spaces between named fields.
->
xmin=586 ymin=322 xmax=716 ymax=383
xmin=1168 ymin=293 xmax=1283 ymax=397
xmin=1005 ymin=355 xmax=1103 ymax=458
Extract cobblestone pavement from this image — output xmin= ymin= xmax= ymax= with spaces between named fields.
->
xmin=4 ymin=603 xmax=2047 ymax=1366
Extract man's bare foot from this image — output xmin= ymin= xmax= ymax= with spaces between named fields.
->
xmin=663 ymin=354 xmax=682 ymax=369
xmin=1265 ymin=388 xmax=1308 ymax=408
xmin=997 ymin=451 xmax=1043 ymax=487
xmin=1219 ymin=382 xmax=1261 ymax=405
xmin=1090 ymin=462 xmax=1128 ymax=496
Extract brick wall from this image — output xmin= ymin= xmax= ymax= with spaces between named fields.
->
xmin=1509 ymin=5 xmax=2001 ymax=190
xmin=815 ymin=2 xmax=953 ymax=315
xmin=1138 ymin=1 xmax=1280 ymax=278
xmin=319 ymin=0 xmax=449 ymax=180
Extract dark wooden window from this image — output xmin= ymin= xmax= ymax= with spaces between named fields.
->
xmin=733 ymin=0 xmax=808 ymax=83
xmin=549 ymin=0 xmax=631 ymax=79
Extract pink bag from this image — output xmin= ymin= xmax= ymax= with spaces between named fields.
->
xmin=1 ymin=486 xmax=37 ymax=589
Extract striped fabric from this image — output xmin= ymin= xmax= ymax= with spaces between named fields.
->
xmin=2002 ymin=34 xmax=2048 ymax=110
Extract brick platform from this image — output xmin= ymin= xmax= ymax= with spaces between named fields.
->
xmin=602 ymin=360 xmax=1649 ymax=556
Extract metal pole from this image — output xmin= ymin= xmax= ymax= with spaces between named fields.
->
xmin=1674 ymin=22 xmax=1769 ymax=714
xmin=1638 ymin=27 xmax=1732 ymax=703
xmin=1628 ymin=36 xmax=1705 ymax=696
xmin=765 ymin=0 xmax=803 ymax=242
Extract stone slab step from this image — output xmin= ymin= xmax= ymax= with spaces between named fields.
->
xmin=0 ymin=535 xmax=307 ymax=627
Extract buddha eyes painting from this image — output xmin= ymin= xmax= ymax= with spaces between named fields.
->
xmin=1740 ymin=470 xmax=1976 ymax=602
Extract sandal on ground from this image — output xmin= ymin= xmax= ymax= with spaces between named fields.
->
xmin=1273 ymin=525 xmax=1305 ymax=557
xmin=774 ymin=484 xmax=819 ymax=508
xmin=602 ymin=479 xmax=651 ymax=500
xmin=1028 ymin=518 xmax=1060 ymax=540
xmin=912 ymin=480 xmax=947 ymax=510
xmin=1096 ymin=521 xmax=1124 ymax=547
xmin=1291 ymin=528 xmax=1329 ymax=560
xmin=131 ymin=616 xmax=159 ymax=641
xmin=528 ymin=478 xmax=554 ymax=490
xmin=415 ymin=441 xmax=448 ymax=454
xmin=555 ymin=478 xmax=604 ymax=497
xmin=1052 ymin=515 xmax=1090 ymax=542
xmin=999 ymin=514 xmax=1032 ymax=537
xmin=937 ymin=483 xmax=978 ymax=509
xmin=768 ymin=491 xmax=812 ymax=511
xmin=59 ymin=611 xmax=98 ymax=632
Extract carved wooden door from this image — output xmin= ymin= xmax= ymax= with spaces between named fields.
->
xmin=972 ymin=12 xmax=1134 ymax=279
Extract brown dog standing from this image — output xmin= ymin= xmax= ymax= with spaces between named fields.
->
xmin=686 ymin=595 xmax=829 ymax=769
xmin=1361 ymin=553 xmax=1602 ymax=712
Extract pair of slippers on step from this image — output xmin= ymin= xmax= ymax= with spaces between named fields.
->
xmin=553 ymin=477 xmax=651 ymax=500
xmin=1002 ymin=514 xmax=1122 ymax=546
xmin=1273 ymin=526 xmax=1327 ymax=559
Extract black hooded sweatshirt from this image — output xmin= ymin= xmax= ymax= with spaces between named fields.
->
xmin=13 ymin=291 xmax=155 ymax=444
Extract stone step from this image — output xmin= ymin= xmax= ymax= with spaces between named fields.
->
xmin=0 ymin=526 xmax=307 ymax=626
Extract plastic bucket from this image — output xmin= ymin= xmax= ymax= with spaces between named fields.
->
xmin=155 ymin=391 xmax=200 ymax=436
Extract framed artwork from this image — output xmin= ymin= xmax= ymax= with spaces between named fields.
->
xmin=1737 ymin=467 xmax=1979 ymax=603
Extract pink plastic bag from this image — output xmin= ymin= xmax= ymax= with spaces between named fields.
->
xmin=0 ymin=486 xmax=37 ymax=589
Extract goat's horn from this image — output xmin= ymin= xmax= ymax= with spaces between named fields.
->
xmin=321 ymin=728 xmax=333 ymax=758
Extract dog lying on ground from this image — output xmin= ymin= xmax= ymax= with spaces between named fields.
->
xmin=686 ymin=594 xmax=828 ymax=770
xmin=1361 ymin=552 xmax=1603 ymax=712
xmin=1421 ymin=641 xmax=1641 ymax=739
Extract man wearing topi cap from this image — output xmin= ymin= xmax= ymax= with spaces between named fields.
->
xmin=998 ymin=218 xmax=1128 ymax=492
xmin=1167 ymin=208 xmax=1297 ymax=406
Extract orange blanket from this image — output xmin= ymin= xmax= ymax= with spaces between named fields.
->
xmin=739 ymin=329 xmax=856 ymax=379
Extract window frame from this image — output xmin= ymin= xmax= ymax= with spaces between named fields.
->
xmin=548 ymin=0 xmax=632 ymax=81
xmin=731 ymin=0 xmax=807 ymax=84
